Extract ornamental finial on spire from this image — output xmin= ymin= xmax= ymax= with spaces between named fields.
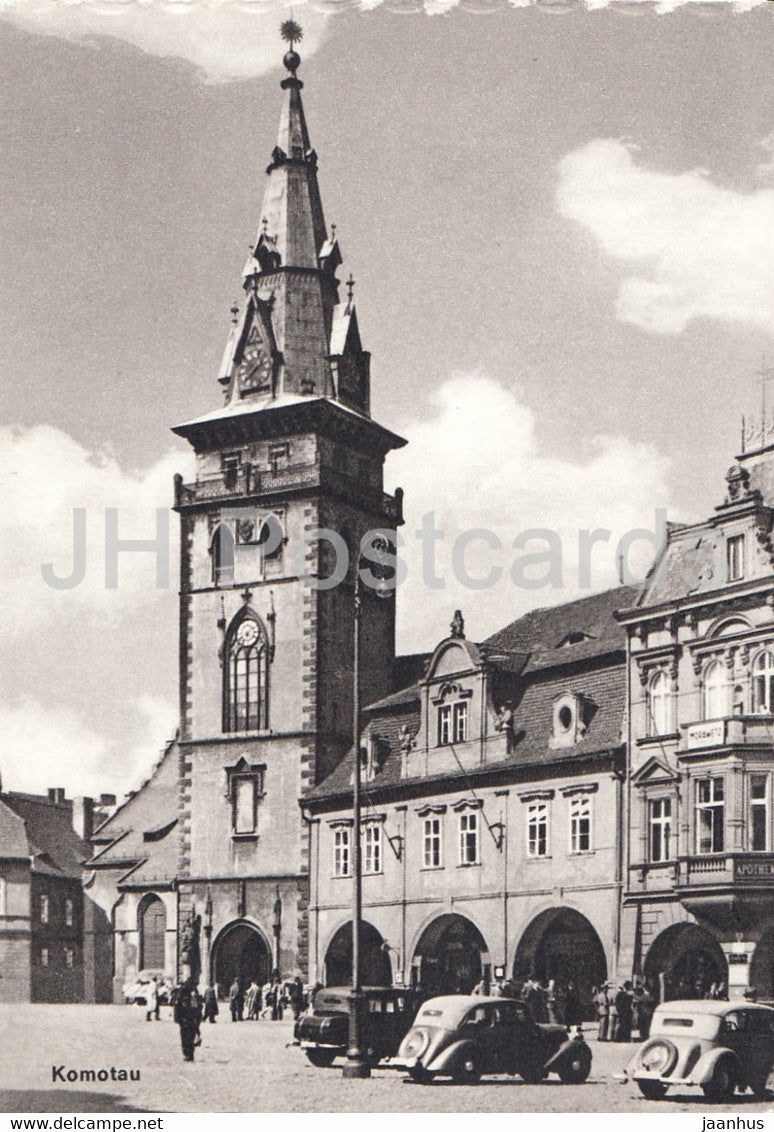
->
xmin=280 ymin=19 xmax=303 ymax=76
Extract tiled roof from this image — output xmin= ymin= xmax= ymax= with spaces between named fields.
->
xmin=483 ymin=585 xmax=638 ymax=658
xmin=0 ymin=793 xmax=89 ymax=877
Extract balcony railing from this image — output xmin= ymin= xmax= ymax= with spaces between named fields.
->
xmin=174 ymin=463 xmax=403 ymax=522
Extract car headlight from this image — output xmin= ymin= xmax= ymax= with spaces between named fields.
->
xmin=640 ymin=1040 xmax=676 ymax=1074
xmin=402 ymin=1029 xmax=430 ymax=1059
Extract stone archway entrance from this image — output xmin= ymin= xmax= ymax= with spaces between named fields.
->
xmin=211 ymin=921 xmax=271 ymax=997
xmin=644 ymin=923 xmax=727 ymax=1002
xmin=513 ymin=908 xmax=607 ymax=1014
xmin=412 ymin=914 xmax=489 ymax=997
xmin=324 ymin=921 xmax=392 ymax=987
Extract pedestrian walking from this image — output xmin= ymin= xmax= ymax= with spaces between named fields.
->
xmin=245 ymin=978 xmax=261 ymax=1020
xmin=145 ymin=976 xmax=160 ymax=1022
xmin=633 ymin=984 xmax=654 ymax=1039
xmin=614 ymin=981 xmax=633 ymax=1041
xmin=173 ymin=980 xmax=203 ymax=1062
xmin=202 ymin=984 xmax=219 ymax=1024
xmin=229 ymin=977 xmax=244 ymax=1021
xmin=288 ymin=976 xmax=304 ymax=1021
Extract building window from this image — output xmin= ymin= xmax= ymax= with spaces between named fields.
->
xmin=211 ymin=523 xmax=235 ymax=586
xmin=753 ymin=650 xmax=774 ymax=714
xmin=438 ymin=705 xmax=452 ymax=746
xmin=40 ymin=894 xmax=49 ymax=924
xmin=363 ymin=824 xmax=382 ymax=875
xmin=138 ymin=894 xmax=166 ymax=970
xmin=649 ymin=797 xmax=673 ymax=863
xmin=268 ymin=443 xmax=290 ymax=474
xmin=64 ymin=898 xmax=74 ymax=927
xmin=233 ymin=776 xmax=258 ymax=834
xmin=695 ymin=777 xmax=724 ymax=854
xmin=423 ymin=816 xmax=443 ymax=868
xmin=458 ymin=811 xmax=480 ymax=865
xmin=222 ymin=452 xmax=241 ymax=491
xmin=569 ymin=795 xmax=592 ymax=853
xmin=703 ymin=660 xmax=726 ymax=720
xmin=750 ymin=775 xmax=769 ymax=852
xmin=453 ymin=702 xmax=469 ymax=743
xmin=527 ymin=802 xmax=549 ymax=858
xmin=648 ymin=670 xmax=671 ymax=736
xmin=64 ymin=946 xmax=75 ymax=969
xmin=334 ymin=827 xmax=351 ymax=877
xmin=40 ymin=947 xmax=49 ymax=968
xmin=225 ymin=616 xmax=269 ymax=732
xmin=727 ymin=535 xmax=745 ymax=582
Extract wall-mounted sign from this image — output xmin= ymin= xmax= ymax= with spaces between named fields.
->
xmin=734 ymin=857 xmax=774 ymax=883
xmin=686 ymin=720 xmax=726 ymax=750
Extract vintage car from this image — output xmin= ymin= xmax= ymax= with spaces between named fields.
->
xmin=294 ymin=986 xmax=419 ymax=1067
xmin=396 ymin=994 xmax=592 ymax=1085
xmin=624 ymin=999 xmax=774 ymax=1100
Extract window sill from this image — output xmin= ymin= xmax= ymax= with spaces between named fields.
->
xmin=332 ymin=873 xmax=352 ymax=880
xmin=525 ymin=854 xmax=551 ymax=862
xmin=420 ymin=865 xmax=445 ymax=872
xmin=637 ymin=733 xmax=680 ymax=747
xmin=362 ymin=871 xmax=383 ymax=878
xmin=457 ymin=861 xmax=481 ymax=869
xmin=568 ymin=849 xmax=595 ymax=857
xmin=232 ymin=832 xmax=259 ymax=841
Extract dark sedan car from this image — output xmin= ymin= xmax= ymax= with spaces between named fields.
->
xmin=397 ymin=995 xmax=592 ymax=1085
xmin=295 ymin=986 xmax=419 ymax=1067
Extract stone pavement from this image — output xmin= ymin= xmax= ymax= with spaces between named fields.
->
xmin=2 ymin=1005 xmax=774 ymax=1113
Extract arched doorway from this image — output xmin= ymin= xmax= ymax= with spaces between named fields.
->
xmin=324 ymin=921 xmax=392 ymax=987
xmin=644 ymin=923 xmax=727 ymax=1001
xmin=412 ymin=914 xmax=489 ymax=997
xmin=513 ymin=908 xmax=606 ymax=1014
xmin=138 ymin=894 xmax=166 ymax=971
xmin=212 ymin=921 xmax=271 ymax=996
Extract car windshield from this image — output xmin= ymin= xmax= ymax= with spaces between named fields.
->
xmin=414 ymin=997 xmax=500 ymax=1029
xmin=651 ymin=1012 xmax=721 ymax=1040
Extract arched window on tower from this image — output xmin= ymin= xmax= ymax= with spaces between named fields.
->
xmin=753 ymin=650 xmax=774 ymax=714
xmin=211 ymin=524 xmax=235 ymax=586
xmin=225 ymin=614 xmax=269 ymax=732
xmin=138 ymin=894 xmax=166 ymax=971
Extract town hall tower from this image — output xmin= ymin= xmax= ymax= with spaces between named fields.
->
xmin=170 ymin=34 xmax=406 ymax=987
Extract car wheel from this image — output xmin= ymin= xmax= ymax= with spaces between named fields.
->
xmin=637 ymin=1080 xmax=669 ymax=1100
xmin=408 ymin=1065 xmax=431 ymax=1084
xmin=558 ymin=1044 xmax=592 ymax=1084
xmin=702 ymin=1057 xmax=737 ymax=1102
xmin=306 ymin=1048 xmax=336 ymax=1068
xmin=454 ymin=1051 xmax=482 ymax=1085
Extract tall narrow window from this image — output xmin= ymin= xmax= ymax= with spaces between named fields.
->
xmin=458 ymin=811 xmax=480 ymax=865
xmin=703 ymin=660 xmax=726 ymax=720
xmin=138 ymin=895 xmax=166 ymax=970
xmin=648 ymin=671 xmax=671 ymax=736
xmin=212 ymin=524 xmax=235 ymax=586
xmin=363 ymin=825 xmax=382 ymax=875
xmin=40 ymin=947 xmax=49 ymax=968
xmin=423 ymin=817 xmax=442 ymax=868
xmin=750 ymin=775 xmax=769 ymax=852
xmin=40 ymin=894 xmax=49 ymax=924
xmin=527 ymin=802 xmax=549 ymax=858
xmin=649 ymin=798 xmax=672 ymax=863
xmin=753 ymin=651 xmax=774 ymax=714
xmin=234 ymin=776 xmax=257 ymax=834
xmin=334 ymin=827 xmax=351 ymax=877
xmin=453 ymin=702 xmax=469 ymax=743
xmin=64 ymin=898 xmax=74 ymax=927
xmin=64 ymin=946 xmax=75 ymax=969
xmin=569 ymin=795 xmax=592 ymax=853
xmin=438 ymin=705 xmax=452 ymax=746
xmin=727 ymin=535 xmax=745 ymax=582
xmin=226 ymin=616 xmax=268 ymax=732
xmin=695 ymin=778 xmax=724 ymax=854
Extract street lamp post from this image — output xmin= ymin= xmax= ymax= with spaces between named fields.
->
xmin=343 ymin=566 xmax=369 ymax=1078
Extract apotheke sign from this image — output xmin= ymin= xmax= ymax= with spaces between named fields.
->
xmin=734 ymin=857 xmax=774 ymax=883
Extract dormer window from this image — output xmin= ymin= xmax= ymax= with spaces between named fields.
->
xmin=438 ymin=701 xmax=469 ymax=745
xmin=550 ymin=692 xmax=592 ymax=748
xmin=557 ymin=631 xmax=595 ymax=648
xmin=727 ymin=535 xmax=745 ymax=582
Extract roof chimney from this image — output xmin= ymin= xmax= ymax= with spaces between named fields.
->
xmin=71 ymin=796 xmax=95 ymax=840
xmin=47 ymin=787 xmax=66 ymax=804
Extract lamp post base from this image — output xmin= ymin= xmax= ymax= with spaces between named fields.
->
xmin=342 ymin=1058 xmax=372 ymax=1079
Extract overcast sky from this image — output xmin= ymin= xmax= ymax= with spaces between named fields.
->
xmin=1 ymin=0 xmax=772 ymax=796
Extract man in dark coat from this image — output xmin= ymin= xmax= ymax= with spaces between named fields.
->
xmin=173 ymin=981 xmax=203 ymax=1062
xmin=202 ymin=984 xmax=219 ymax=1024
xmin=229 ymin=978 xmax=244 ymax=1022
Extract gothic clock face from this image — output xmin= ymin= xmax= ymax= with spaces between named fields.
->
xmin=236 ymin=620 xmax=259 ymax=647
xmin=236 ymin=334 xmax=272 ymax=394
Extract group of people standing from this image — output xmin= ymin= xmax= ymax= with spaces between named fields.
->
xmin=226 ymin=975 xmax=306 ymax=1022
xmin=594 ymin=981 xmax=656 ymax=1042
xmin=470 ymin=975 xmax=584 ymax=1027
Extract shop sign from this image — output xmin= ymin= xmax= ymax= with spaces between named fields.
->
xmin=686 ymin=720 xmax=726 ymax=749
xmin=734 ymin=856 xmax=774 ymax=883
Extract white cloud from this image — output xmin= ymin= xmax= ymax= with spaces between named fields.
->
xmin=556 ymin=138 xmax=774 ymax=337
xmin=0 ymin=424 xmax=192 ymax=636
xmin=388 ymin=372 xmax=679 ymax=650
xmin=0 ymin=0 xmax=330 ymax=83
xmin=0 ymin=692 xmax=176 ymax=796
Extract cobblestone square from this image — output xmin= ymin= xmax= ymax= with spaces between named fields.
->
xmin=2 ymin=1006 xmax=774 ymax=1114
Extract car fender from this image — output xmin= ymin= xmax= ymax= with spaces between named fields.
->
xmin=426 ymin=1039 xmax=477 ymax=1075
xmin=544 ymin=1037 xmax=590 ymax=1072
xmin=691 ymin=1047 xmax=740 ymax=1086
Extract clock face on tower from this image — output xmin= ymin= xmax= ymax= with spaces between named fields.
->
xmin=236 ymin=329 xmax=273 ymax=395
xmin=236 ymin=620 xmax=260 ymax=647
